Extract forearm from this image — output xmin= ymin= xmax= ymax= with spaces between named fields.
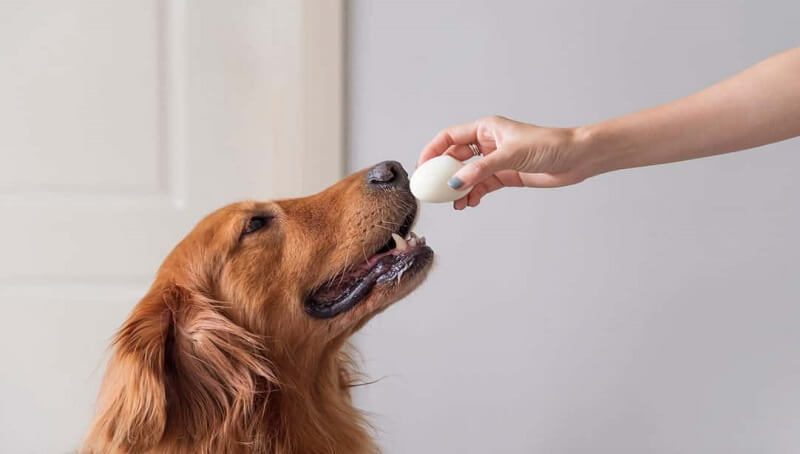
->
xmin=579 ymin=47 xmax=800 ymax=175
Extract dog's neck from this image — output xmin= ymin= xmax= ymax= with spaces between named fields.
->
xmin=267 ymin=343 xmax=378 ymax=454
xmin=164 ymin=340 xmax=377 ymax=454
xmin=271 ymin=346 xmax=376 ymax=454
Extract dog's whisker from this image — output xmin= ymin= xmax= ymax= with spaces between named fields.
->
xmin=378 ymin=220 xmax=403 ymax=227
xmin=337 ymin=248 xmax=352 ymax=287
xmin=361 ymin=241 xmax=369 ymax=263
xmin=348 ymin=375 xmax=388 ymax=388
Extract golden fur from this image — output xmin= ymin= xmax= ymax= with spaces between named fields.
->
xmin=83 ymin=166 xmax=430 ymax=453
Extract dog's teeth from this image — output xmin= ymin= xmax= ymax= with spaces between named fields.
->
xmin=391 ymin=233 xmax=408 ymax=251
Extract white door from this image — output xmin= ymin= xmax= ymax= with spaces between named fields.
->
xmin=0 ymin=1 xmax=342 ymax=452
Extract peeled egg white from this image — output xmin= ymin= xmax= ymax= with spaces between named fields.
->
xmin=410 ymin=155 xmax=471 ymax=203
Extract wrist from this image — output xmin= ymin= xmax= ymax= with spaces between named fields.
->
xmin=572 ymin=121 xmax=634 ymax=178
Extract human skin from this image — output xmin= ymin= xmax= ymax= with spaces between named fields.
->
xmin=418 ymin=48 xmax=800 ymax=210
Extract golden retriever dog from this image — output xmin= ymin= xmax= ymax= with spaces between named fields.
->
xmin=83 ymin=161 xmax=432 ymax=453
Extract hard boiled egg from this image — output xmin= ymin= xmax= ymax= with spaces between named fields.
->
xmin=410 ymin=155 xmax=471 ymax=203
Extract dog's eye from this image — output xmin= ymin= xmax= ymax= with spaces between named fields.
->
xmin=242 ymin=215 xmax=271 ymax=236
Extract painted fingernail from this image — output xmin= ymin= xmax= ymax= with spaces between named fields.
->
xmin=448 ymin=177 xmax=463 ymax=189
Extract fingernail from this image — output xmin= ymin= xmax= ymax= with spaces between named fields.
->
xmin=448 ymin=177 xmax=463 ymax=189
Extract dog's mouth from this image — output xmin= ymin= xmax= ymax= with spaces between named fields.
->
xmin=305 ymin=210 xmax=433 ymax=319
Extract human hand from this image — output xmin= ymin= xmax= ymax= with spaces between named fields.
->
xmin=418 ymin=116 xmax=594 ymax=209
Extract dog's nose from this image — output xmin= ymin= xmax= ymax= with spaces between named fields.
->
xmin=366 ymin=161 xmax=408 ymax=188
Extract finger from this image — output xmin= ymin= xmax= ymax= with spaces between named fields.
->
xmin=453 ymin=195 xmax=469 ymax=210
xmin=467 ymin=182 xmax=488 ymax=207
xmin=445 ymin=142 xmax=499 ymax=163
xmin=481 ymin=174 xmax=507 ymax=195
xmin=445 ymin=144 xmax=480 ymax=162
xmin=418 ymin=121 xmax=480 ymax=166
xmin=466 ymin=175 xmax=505 ymax=207
xmin=492 ymin=170 xmax=525 ymax=188
xmin=448 ymin=150 xmax=512 ymax=190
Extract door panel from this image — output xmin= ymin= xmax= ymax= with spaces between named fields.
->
xmin=0 ymin=1 xmax=342 ymax=451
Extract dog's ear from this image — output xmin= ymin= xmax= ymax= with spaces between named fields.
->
xmin=167 ymin=291 xmax=279 ymax=439
xmin=84 ymin=284 xmax=279 ymax=452
xmin=84 ymin=285 xmax=178 ymax=452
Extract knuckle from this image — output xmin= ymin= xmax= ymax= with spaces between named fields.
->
xmin=436 ymin=129 xmax=455 ymax=144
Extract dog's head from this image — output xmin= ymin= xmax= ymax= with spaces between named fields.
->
xmin=85 ymin=161 xmax=432 ymax=452
xmin=166 ymin=159 xmax=431 ymax=343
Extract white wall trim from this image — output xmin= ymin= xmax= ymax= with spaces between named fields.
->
xmin=269 ymin=0 xmax=345 ymax=197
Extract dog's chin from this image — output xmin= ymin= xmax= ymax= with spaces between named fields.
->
xmin=329 ymin=248 xmax=434 ymax=335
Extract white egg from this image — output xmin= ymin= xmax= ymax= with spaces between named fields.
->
xmin=410 ymin=155 xmax=471 ymax=203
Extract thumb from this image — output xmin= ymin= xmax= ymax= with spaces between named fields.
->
xmin=448 ymin=151 xmax=512 ymax=190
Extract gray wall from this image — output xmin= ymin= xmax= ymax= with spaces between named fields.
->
xmin=347 ymin=1 xmax=800 ymax=453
